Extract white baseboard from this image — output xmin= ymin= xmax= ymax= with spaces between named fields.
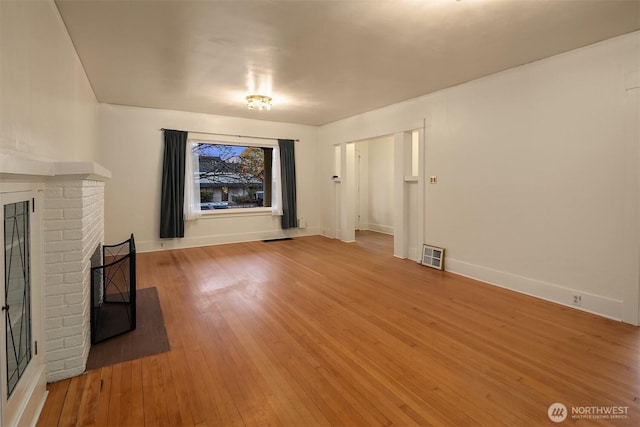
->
xmin=14 ymin=365 xmax=47 ymax=427
xmin=445 ymin=258 xmax=624 ymax=322
xmin=138 ymin=226 xmax=323 ymax=252
xmin=365 ymin=223 xmax=394 ymax=235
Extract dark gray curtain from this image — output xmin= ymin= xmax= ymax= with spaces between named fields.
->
xmin=160 ymin=130 xmax=188 ymax=238
xmin=263 ymin=147 xmax=273 ymax=207
xmin=278 ymin=139 xmax=297 ymax=229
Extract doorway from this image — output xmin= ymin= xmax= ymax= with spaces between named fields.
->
xmin=335 ymin=129 xmax=424 ymax=260
xmin=354 ymin=136 xmax=395 ymax=237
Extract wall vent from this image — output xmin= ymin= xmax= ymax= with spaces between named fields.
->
xmin=421 ymin=244 xmax=445 ymax=270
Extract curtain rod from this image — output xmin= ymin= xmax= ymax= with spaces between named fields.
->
xmin=160 ymin=128 xmax=299 ymax=142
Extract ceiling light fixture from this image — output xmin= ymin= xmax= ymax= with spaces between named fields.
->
xmin=246 ymin=94 xmax=272 ymax=111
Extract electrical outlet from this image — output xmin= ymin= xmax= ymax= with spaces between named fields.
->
xmin=572 ymin=294 xmax=582 ymax=306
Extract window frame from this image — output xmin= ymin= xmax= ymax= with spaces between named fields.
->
xmin=188 ymin=135 xmax=278 ymax=217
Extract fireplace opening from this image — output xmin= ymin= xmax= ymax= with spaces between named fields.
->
xmin=90 ymin=234 xmax=137 ymax=344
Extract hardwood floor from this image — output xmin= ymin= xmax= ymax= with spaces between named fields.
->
xmin=37 ymin=232 xmax=639 ymax=426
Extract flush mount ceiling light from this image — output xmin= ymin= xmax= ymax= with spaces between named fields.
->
xmin=246 ymin=94 xmax=272 ymax=110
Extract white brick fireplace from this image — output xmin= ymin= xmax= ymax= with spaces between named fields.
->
xmin=0 ymin=158 xmax=110 ymax=384
xmin=43 ymin=178 xmax=105 ymax=382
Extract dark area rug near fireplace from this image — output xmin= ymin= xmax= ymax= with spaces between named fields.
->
xmin=86 ymin=287 xmax=170 ymax=370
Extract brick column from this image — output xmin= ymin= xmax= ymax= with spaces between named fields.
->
xmin=43 ymin=179 xmax=104 ymax=382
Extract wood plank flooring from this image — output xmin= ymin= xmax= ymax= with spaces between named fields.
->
xmin=37 ymin=232 xmax=640 ymax=426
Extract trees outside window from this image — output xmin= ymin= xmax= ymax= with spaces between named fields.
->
xmin=194 ymin=143 xmax=270 ymax=210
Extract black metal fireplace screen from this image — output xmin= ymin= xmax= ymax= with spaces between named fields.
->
xmin=90 ymin=234 xmax=136 ymax=344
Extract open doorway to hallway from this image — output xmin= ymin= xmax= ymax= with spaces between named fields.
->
xmin=334 ymin=128 xmax=423 ymax=261
xmin=354 ymin=135 xmax=395 ymax=238
xmin=352 ymin=129 xmax=422 ymax=260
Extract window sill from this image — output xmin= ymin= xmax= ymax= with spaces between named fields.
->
xmin=199 ymin=207 xmax=273 ymax=218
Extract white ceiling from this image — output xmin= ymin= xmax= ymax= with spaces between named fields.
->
xmin=55 ymin=0 xmax=640 ymax=126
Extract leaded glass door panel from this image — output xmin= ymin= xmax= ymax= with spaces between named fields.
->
xmin=3 ymin=200 xmax=31 ymax=398
xmin=0 ymin=186 xmax=45 ymax=427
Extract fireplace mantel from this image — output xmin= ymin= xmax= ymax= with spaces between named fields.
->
xmin=0 ymin=152 xmax=111 ymax=182
xmin=53 ymin=161 xmax=112 ymax=181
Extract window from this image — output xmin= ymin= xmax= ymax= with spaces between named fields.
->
xmin=192 ymin=142 xmax=275 ymax=211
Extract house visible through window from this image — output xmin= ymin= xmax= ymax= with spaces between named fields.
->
xmin=194 ymin=143 xmax=273 ymax=210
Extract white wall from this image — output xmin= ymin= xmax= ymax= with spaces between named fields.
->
xmin=364 ymin=136 xmax=394 ymax=234
xmin=319 ymin=32 xmax=640 ymax=325
xmin=98 ymin=104 xmax=320 ymax=252
xmin=0 ymin=0 xmax=98 ymax=164
xmin=0 ymin=0 xmax=101 ymax=417
xmin=355 ymin=143 xmax=369 ymax=231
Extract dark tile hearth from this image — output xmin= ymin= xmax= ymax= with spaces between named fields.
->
xmin=86 ymin=287 xmax=169 ymax=370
